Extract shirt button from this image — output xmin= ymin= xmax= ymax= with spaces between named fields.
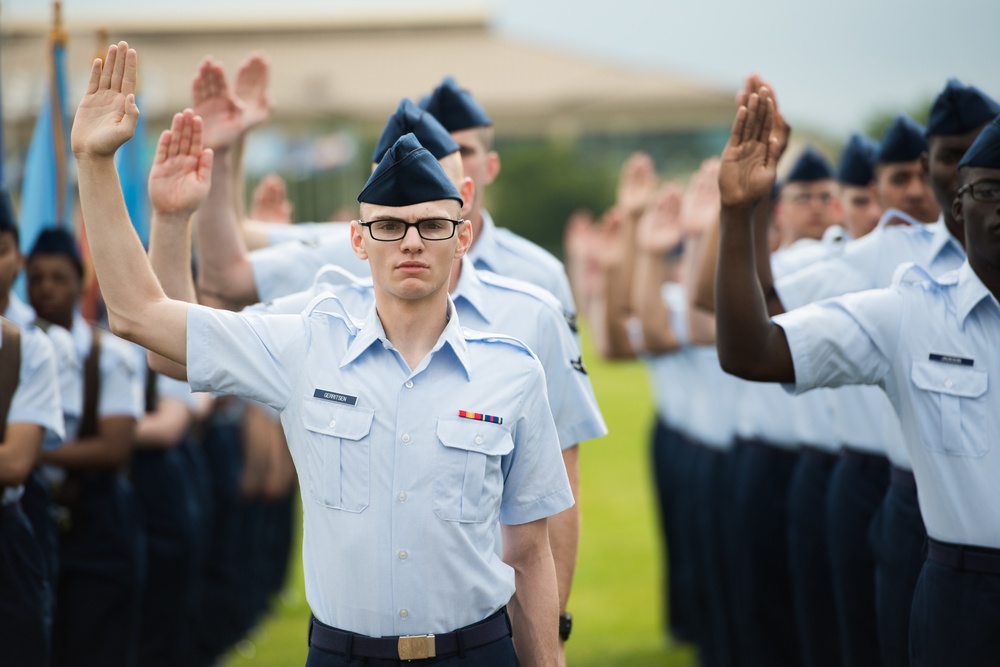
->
xmin=398 ymin=550 xmax=408 ymax=560
xmin=405 ymin=381 xmax=414 ymax=389
xmin=398 ymin=491 xmax=407 ymax=502
xmin=401 ymin=434 xmax=411 ymax=444
xmin=475 ymin=436 xmax=484 ymax=445
xmin=328 ymin=419 xmax=337 ymax=428
xmin=945 ymin=379 xmax=954 ymax=388
xmin=399 ymin=608 xmax=408 ymax=618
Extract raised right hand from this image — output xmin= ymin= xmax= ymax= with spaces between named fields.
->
xmin=718 ymin=89 xmax=778 ymax=209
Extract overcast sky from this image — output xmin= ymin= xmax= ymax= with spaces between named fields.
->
xmin=4 ymin=0 xmax=1000 ymax=137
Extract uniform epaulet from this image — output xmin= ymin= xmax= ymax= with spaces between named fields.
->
xmin=891 ymin=261 xmax=937 ymax=287
xmin=312 ymin=264 xmax=372 ymax=290
xmin=492 ymin=227 xmax=567 ymax=272
xmin=461 ymin=327 xmax=536 ymax=359
xmin=305 ymin=291 xmax=365 ymax=333
xmin=476 ymin=269 xmax=563 ymax=311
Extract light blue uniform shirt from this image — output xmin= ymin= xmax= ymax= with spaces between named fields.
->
xmin=775 ymin=210 xmax=966 ymax=466
xmin=4 ymin=295 xmax=80 ymax=432
xmin=642 ymin=283 xmax=695 ymax=435
xmin=466 ymin=210 xmax=577 ymax=325
xmin=735 ymin=243 xmax=840 ymax=450
xmin=265 ymin=221 xmax=349 ymax=247
xmin=775 ymin=262 xmax=1000 ymax=548
xmin=250 ymin=224 xmax=371 ymax=302
xmin=186 ymin=296 xmax=573 ymax=635
xmin=2 ymin=322 xmax=64 ymax=505
xmin=249 ymin=259 xmax=607 ymax=450
xmin=687 ymin=345 xmax=740 ymax=451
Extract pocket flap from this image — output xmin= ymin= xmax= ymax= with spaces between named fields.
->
xmin=437 ymin=417 xmax=514 ymax=456
xmin=911 ymin=360 xmax=988 ymax=398
xmin=303 ymin=399 xmax=375 ymax=440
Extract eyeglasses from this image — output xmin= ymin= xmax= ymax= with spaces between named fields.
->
xmin=957 ymin=180 xmax=1000 ymax=203
xmin=785 ymin=191 xmax=835 ymax=206
xmin=357 ymin=218 xmax=464 ymax=242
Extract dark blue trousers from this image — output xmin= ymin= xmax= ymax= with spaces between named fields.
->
xmin=731 ymin=438 xmax=800 ymax=667
xmin=0 ymin=501 xmax=49 ymax=666
xmin=650 ymin=417 xmax=697 ymax=643
xmin=870 ymin=473 xmax=926 ymax=667
xmin=826 ymin=450 xmax=889 ymax=667
xmin=21 ymin=470 xmax=59 ymax=641
xmin=909 ymin=558 xmax=1000 ymax=666
xmin=692 ymin=445 xmax=736 ymax=667
xmin=787 ymin=448 xmax=842 ymax=667
xmin=133 ymin=445 xmax=203 ymax=667
xmin=51 ymin=472 xmax=146 ymax=667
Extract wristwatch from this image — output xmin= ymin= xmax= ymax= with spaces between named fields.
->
xmin=559 ymin=612 xmax=573 ymax=642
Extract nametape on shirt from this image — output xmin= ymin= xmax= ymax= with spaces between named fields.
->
xmin=459 ymin=410 xmax=503 ymax=425
xmin=313 ymin=389 xmax=358 ymax=406
xmin=928 ymin=353 xmax=974 ymax=367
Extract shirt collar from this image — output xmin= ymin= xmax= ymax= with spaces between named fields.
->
xmin=467 ymin=209 xmax=499 ymax=272
xmin=450 ymin=257 xmax=491 ymax=325
xmin=875 ymin=207 xmax=928 ymax=231
xmin=3 ymin=294 xmax=35 ymax=328
xmin=340 ymin=299 xmax=472 ymax=379
xmin=927 ymin=216 xmax=966 ymax=264
xmin=956 ymin=262 xmax=999 ymax=325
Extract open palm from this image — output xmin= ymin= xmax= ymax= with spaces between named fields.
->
xmin=71 ymin=42 xmax=139 ymax=159
xmin=192 ymin=58 xmax=246 ymax=151
xmin=148 ymin=110 xmax=213 ymax=217
xmin=637 ymin=184 xmax=684 ymax=254
xmin=718 ymin=90 xmax=778 ymax=207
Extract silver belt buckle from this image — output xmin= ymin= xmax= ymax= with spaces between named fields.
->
xmin=397 ymin=634 xmax=436 ymax=660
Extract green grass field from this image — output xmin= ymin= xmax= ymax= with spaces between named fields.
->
xmin=223 ymin=330 xmax=696 ymax=666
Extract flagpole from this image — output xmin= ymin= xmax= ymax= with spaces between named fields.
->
xmin=48 ymin=0 xmax=69 ymax=228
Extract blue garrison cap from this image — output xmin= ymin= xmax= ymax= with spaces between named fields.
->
xmin=420 ymin=77 xmax=492 ymax=132
xmin=784 ymin=147 xmax=834 ymax=183
xmin=372 ymin=99 xmax=460 ymax=164
xmin=837 ymin=134 xmax=879 ymax=186
xmin=926 ymin=79 xmax=1000 ymax=137
xmin=877 ymin=116 xmax=928 ymax=164
xmin=0 ymin=191 xmax=16 ymax=235
xmin=28 ymin=228 xmax=83 ymax=276
xmin=358 ymin=133 xmax=463 ymax=207
xmin=958 ymin=114 xmax=1000 ymax=170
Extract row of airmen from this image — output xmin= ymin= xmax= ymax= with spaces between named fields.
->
xmin=3 ymin=44 xmax=608 ymax=667
xmin=575 ymin=77 xmax=1000 ymax=667
xmin=1 ymin=195 xmax=302 ymax=665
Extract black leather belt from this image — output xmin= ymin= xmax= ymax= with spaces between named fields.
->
xmin=309 ymin=607 xmax=511 ymax=661
xmin=841 ymin=448 xmax=889 ymax=472
xmin=928 ymin=538 xmax=1000 ymax=575
xmin=735 ymin=437 xmax=799 ymax=461
xmin=890 ymin=466 xmax=916 ymax=491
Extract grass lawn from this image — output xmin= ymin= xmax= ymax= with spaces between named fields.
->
xmin=223 ymin=328 xmax=696 ymax=666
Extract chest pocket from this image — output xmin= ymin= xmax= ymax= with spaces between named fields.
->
xmin=302 ymin=400 xmax=375 ymax=512
xmin=910 ymin=361 xmax=989 ymax=458
xmin=434 ymin=417 xmax=514 ymax=523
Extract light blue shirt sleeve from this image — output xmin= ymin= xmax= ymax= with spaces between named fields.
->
xmin=498 ymin=356 xmax=574 ymax=525
xmin=773 ymin=287 xmax=903 ymax=394
xmin=250 ymin=232 xmax=372 ymax=303
xmin=8 ymin=328 xmax=65 ymax=441
xmin=98 ymin=334 xmax=144 ymax=419
xmin=186 ymin=303 xmax=309 ymax=410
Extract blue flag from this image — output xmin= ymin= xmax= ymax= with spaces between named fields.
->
xmin=115 ymin=93 xmax=150 ymax=247
xmin=18 ymin=39 xmax=74 ymax=299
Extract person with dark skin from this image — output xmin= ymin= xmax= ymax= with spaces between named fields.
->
xmin=26 ymin=228 xmax=145 ymax=667
xmin=723 ymin=78 xmax=998 ymax=667
xmin=716 ymin=83 xmax=1000 ymax=667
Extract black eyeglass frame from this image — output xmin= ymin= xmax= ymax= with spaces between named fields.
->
xmin=356 ymin=218 xmax=465 ymax=241
xmin=957 ymin=180 xmax=1000 ymax=203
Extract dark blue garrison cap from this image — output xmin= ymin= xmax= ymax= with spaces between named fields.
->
xmin=785 ymin=146 xmax=834 ymax=183
xmin=0 ymin=191 xmax=16 ymax=235
xmin=837 ymin=134 xmax=879 ymax=186
xmin=420 ymin=77 xmax=492 ymax=132
xmin=958 ymin=114 xmax=1000 ymax=170
xmin=372 ymin=98 xmax=460 ymax=164
xmin=926 ymin=79 xmax=1000 ymax=137
xmin=359 ymin=133 xmax=463 ymax=207
xmin=877 ymin=116 xmax=928 ymax=164
xmin=29 ymin=228 xmax=83 ymax=277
